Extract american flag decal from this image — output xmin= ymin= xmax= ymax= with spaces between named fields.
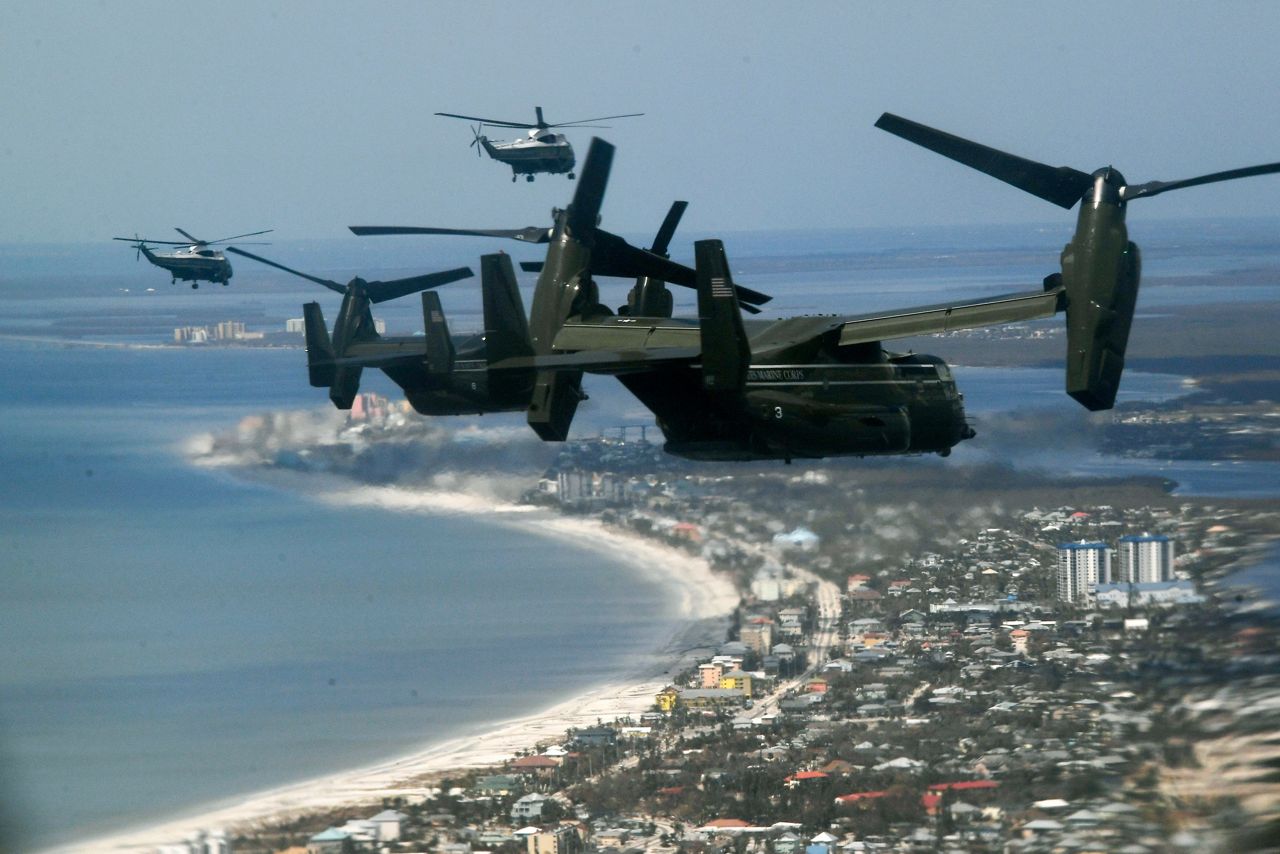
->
xmin=710 ymin=276 xmax=734 ymax=299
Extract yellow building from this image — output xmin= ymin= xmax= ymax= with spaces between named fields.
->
xmin=719 ymin=670 xmax=753 ymax=696
xmin=656 ymin=686 xmax=679 ymax=713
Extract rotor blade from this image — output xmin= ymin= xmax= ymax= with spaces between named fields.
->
xmin=365 ymin=267 xmax=474 ymax=304
xmin=566 ymin=138 xmax=614 ymax=239
xmin=349 ymin=225 xmax=552 ymax=243
xmin=593 ymin=228 xmax=772 ymax=307
xmin=174 ymin=228 xmax=203 ymax=244
xmin=874 ymin=113 xmax=1093 ymax=210
xmin=113 ymin=237 xmax=189 ymax=245
xmin=206 ymin=229 xmax=275 ymax=245
xmin=1122 ymin=162 xmax=1280 ymax=201
xmin=434 ymin=111 xmax=530 ymax=129
xmin=547 ymin=113 xmax=645 ymax=128
xmin=225 ymin=246 xmax=346 ymax=294
xmin=650 ymin=201 xmax=688 ymax=256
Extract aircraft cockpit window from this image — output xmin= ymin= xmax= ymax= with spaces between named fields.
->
xmin=538 ymin=134 xmax=556 ymax=144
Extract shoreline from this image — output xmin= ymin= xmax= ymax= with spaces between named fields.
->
xmin=57 ymin=469 xmax=739 ymax=854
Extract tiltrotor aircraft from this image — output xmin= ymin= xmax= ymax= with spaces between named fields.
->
xmin=223 ymin=246 xmax=538 ymax=415
xmin=113 ymin=228 xmax=273 ymax=288
xmin=227 ymin=202 xmax=712 ymax=415
xmin=344 ymin=117 xmax=1278 ymax=463
xmin=435 ymin=106 xmax=642 ymax=182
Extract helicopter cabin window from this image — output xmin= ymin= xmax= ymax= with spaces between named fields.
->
xmin=537 ymin=134 xmax=556 ymax=144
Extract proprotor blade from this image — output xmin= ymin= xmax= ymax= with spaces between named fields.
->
xmin=365 ymin=267 xmax=474 ymax=304
xmin=566 ymin=138 xmax=614 ymax=240
xmin=349 ymin=225 xmax=551 ymax=243
xmin=650 ymin=201 xmax=689 ymax=256
xmin=225 ymin=247 xmax=346 ymax=294
xmin=591 ymin=228 xmax=772 ymax=308
xmin=875 ymin=113 xmax=1093 ymax=210
xmin=1122 ymin=161 xmax=1280 ymax=201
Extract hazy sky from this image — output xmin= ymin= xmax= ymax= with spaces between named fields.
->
xmin=4 ymin=1 xmax=1280 ymax=244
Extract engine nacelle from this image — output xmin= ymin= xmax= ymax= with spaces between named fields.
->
xmin=1060 ymin=180 xmax=1142 ymax=411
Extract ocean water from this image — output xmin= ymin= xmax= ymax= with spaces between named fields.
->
xmin=0 ymin=220 xmax=1276 ymax=849
xmin=0 ymin=344 xmax=677 ymax=850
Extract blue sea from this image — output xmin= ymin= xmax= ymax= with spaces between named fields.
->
xmin=0 ymin=220 xmax=1276 ymax=850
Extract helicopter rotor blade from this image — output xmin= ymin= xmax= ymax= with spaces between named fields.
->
xmin=1121 ymin=162 xmax=1280 ymax=201
xmin=349 ymin=225 xmax=552 ymax=243
xmin=435 ymin=111 xmax=530 ymax=129
xmin=113 ymin=237 xmax=189 ymax=245
xmin=547 ymin=113 xmax=645 ymax=128
xmin=174 ymin=228 xmax=204 ymax=244
xmin=650 ymin=201 xmax=688 ymax=256
xmin=205 ymin=229 xmax=275 ymax=245
xmin=364 ymin=267 xmax=475 ymax=304
xmin=224 ymin=247 xmax=346 ymax=294
xmin=874 ymin=113 xmax=1093 ymax=210
xmin=470 ymin=124 xmax=485 ymax=156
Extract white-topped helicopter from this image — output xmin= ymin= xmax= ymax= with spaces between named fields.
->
xmin=113 ymin=228 xmax=273 ymax=288
xmin=435 ymin=106 xmax=642 ymax=182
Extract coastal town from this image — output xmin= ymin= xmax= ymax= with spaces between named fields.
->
xmin=164 ymin=390 xmax=1280 ymax=854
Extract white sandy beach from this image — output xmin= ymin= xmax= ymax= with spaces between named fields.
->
xmin=62 ymin=474 xmax=739 ymax=853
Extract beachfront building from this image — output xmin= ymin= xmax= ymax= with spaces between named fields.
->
xmin=739 ymin=617 xmax=774 ymax=656
xmin=1116 ymin=534 xmax=1176 ymax=583
xmin=526 ymin=824 xmax=585 ymax=854
xmin=370 ymin=809 xmax=408 ymax=842
xmin=1056 ymin=542 xmax=1111 ymax=605
xmin=512 ymin=792 xmax=549 ymax=821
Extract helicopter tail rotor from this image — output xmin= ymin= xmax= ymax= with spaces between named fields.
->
xmin=470 ymin=124 xmax=485 ymax=156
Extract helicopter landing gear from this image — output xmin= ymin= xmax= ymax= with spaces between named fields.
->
xmin=567 ymin=172 xmax=575 ymax=180
xmin=526 ymin=174 xmax=535 ymax=182
xmin=511 ymin=175 xmax=517 ymax=182
xmin=191 ymin=283 xmax=198 ymax=289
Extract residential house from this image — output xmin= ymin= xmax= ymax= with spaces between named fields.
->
xmin=512 ymin=793 xmax=549 ymax=822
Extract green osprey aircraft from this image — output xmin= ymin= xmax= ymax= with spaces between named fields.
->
xmin=348 ymin=118 xmax=1279 ymax=463
xmin=225 ymin=246 xmax=538 ymax=415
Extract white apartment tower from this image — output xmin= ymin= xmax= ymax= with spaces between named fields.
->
xmin=1116 ymin=534 xmax=1175 ymax=583
xmin=1056 ymin=542 xmax=1112 ymax=605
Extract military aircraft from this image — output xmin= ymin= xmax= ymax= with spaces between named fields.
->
xmin=349 ymin=121 xmax=1279 ymax=463
xmin=435 ymin=106 xmax=642 ymax=182
xmin=113 ymin=228 xmax=273 ymax=288
xmin=223 ymin=246 xmax=543 ymax=414
xmin=233 ymin=201 xmax=712 ymax=416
